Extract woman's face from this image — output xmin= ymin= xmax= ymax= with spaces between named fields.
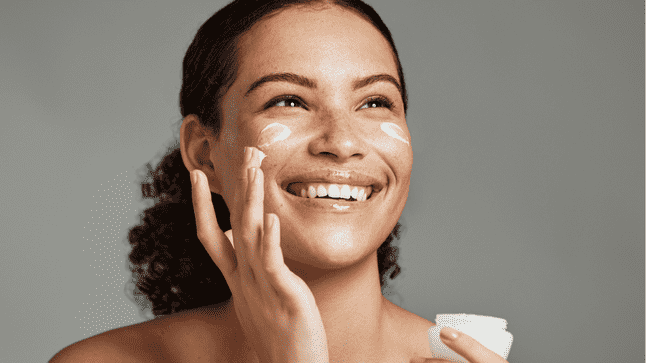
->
xmin=210 ymin=5 xmax=413 ymax=269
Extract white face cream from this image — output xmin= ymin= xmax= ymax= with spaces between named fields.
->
xmin=428 ymin=314 xmax=513 ymax=361
xmin=380 ymin=122 xmax=410 ymax=145
xmin=255 ymin=122 xmax=293 ymax=165
xmin=254 ymin=122 xmax=408 ymax=164
xmin=257 ymin=122 xmax=292 ymax=149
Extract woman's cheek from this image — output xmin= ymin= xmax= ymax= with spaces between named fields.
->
xmin=371 ymin=122 xmax=411 ymax=157
xmin=254 ymin=122 xmax=296 ymax=165
xmin=252 ymin=121 xmax=411 ymax=161
xmin=380 ymin=122 xmax=410 ymax=146
xmin=256 ymin=122 xmax=292 ymax=149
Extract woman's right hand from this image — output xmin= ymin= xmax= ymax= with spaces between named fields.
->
xmin=190 ymin=146 xmax=329 ymax=363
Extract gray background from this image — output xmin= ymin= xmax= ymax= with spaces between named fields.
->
xmin=0 ymin=1 xmax=642 ymax=362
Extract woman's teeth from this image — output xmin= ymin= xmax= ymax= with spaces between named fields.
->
xmin=288 ymin=183 xmax=372 ymax=201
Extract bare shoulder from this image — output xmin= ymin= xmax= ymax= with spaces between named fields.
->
xmin=50 ymin=299 xmax=244 ymax=363
xmin=383 ymin=298 xmax=436 ymax=358
xmin=48 ymin=321 xmax=163 ymax=363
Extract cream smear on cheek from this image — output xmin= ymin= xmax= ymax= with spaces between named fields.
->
xmin=253 ymin=122 xmax=407 ymax=164
xmin=380 ymin=122 xmax=410 ymax=145
xmin=255 ymin=122 xmax=293 ymax=164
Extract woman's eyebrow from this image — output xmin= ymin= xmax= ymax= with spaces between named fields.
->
xmin=244 ymin=73 xmax=316 ymax=97
xmin=243 ymin=72 xmax=402 ymax=98
xmin=352 ymin=74 xmax=402 ymax=95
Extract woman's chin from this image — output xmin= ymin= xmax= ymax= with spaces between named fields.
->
xmin=279 ymin=227 xmax=384 ymax=271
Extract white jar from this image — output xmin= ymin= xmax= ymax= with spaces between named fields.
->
xmin=428 ymin=314 xmax=513 ymax=362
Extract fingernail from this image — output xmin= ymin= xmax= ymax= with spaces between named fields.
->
xmin=440 ymin=326 xmax=459 ymax=341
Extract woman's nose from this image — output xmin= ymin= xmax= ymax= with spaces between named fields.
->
xmin=307 ymin=109 xmax=367 ymax=162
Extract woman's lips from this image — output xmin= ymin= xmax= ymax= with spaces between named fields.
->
xmin=286 ymin=182 xmax=373 ymax=201
xmin=279 ymin=169 xmax=385 ymax=193
xmin=279 ymin=185 xmax=381 ymax=212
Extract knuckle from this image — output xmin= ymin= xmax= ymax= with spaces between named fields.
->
xmin=245 ymin=264 xmax=256 ymax=281
xmin=263 ymin=263 xmax=282 ymax=278
xmin=263 ymin=267 xmax=279 ymax=280
xmin=245 ymin=188 xmax=255 ymax=203
xmin=237 ymin=168 xmax=247 ymax=182
xmin=196 ymin=225 xmax=215 ymax=243
xmin=195 ymin=229 xmax=206 ymax=243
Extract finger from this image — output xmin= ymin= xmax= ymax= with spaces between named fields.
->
xmin=260 ymin=213 xmax=288 ymax=295
xmin=253 ymin=213 xmax=281 ymax=302
xmin=260 ymin=214 xmax=308 ymax=303
xmin=191 ymin=169 xmax=235 ymax=279
xmin=231 ymin=147 xmax=264 ymax=249
xmin=241 ymin=165 xmax=264 ymax=267
xmin=230 ymin=146 xmax=254 ymax=240
xmin=440 ymin=327 xmax=508 ymax=363
xmin=236 ymin=148 xmax=265 ymax=287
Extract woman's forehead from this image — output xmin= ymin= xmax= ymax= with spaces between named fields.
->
xmin=235 ymin=6 xmax=398 ymax=87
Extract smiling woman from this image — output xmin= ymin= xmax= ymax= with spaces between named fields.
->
xmin=49 ymin=1 xmax=508 ymax=362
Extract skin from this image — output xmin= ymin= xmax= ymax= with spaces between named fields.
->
xmin=47 ymin=4 xmax=510 ymax=363
xmin=179 ymin=5 xmax=509 ymax=363
xmin=197 ymin=6 xmax=413 ymax=273
xmin=184 ymin=5 xmax=413 ymax=360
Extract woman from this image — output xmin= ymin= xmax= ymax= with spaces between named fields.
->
xmin=51 ymin=1 xmax=508 ymax=362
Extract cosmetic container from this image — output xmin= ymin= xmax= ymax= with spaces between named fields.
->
xmin=428 ymin=314 xmax=513 ymax=362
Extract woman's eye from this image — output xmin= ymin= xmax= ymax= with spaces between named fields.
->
xmin=360 ymin=96 xmax=393 ymax=110
xmin=268 ymin=96 xmax=306 ymax=109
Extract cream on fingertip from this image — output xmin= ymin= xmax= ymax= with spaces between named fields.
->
xmin=258 ymin=149 xmax=267 ymax=165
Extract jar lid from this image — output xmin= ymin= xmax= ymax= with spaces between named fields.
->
xmin=435 ymin=314 xmax=508 ymax=330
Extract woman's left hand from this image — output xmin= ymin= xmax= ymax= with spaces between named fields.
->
xmin=412 ymin=327 xmax=509 ymax=363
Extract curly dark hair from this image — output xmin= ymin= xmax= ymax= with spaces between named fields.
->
xmin=126 ymin=0 xmax=408 ymax=318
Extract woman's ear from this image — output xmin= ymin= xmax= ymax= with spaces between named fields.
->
xmin=179 ymin=114 xmax=223 ymax=195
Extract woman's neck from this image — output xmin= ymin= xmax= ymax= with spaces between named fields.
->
xmin=285 ymin=252 xmax=392 ymax=362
